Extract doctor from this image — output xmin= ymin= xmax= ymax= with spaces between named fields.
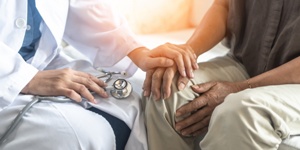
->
xmin=0 ymin=0 xmax=196 ymax=150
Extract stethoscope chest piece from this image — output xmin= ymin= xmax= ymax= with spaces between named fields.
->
xmin=110 ymin=79 xmax=132 ymax=99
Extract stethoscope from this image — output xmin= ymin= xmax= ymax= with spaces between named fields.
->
xmin=0 ymin=70 xmax=133 ymax=145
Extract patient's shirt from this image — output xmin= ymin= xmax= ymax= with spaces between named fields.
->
xmin=19 ymin=0 xmax=42 ymax=61
xmin=224 ymin=0 xmax=300 ymax=77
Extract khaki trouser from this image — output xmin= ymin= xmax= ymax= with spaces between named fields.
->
xmin=142 ymin=55 xmax=300 ymax=150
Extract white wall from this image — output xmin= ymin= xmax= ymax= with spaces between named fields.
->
xmin=110 ymin=0 xmax=193 ymax=34
xmin=110 ymin=0 xmax=214 ymax=34
xmin=190 ymin=0 xmax=214 ymax=26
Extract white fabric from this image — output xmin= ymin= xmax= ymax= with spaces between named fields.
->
xmin=0 ymin=0 xmax=142 ymax=110
xmin=0 ymin=0 xmax=147 ymax=149
xmin=0 ymin=50 xmax=148 ymax=150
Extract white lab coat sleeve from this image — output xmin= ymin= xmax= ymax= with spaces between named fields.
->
xmin=63 ymin=0 xmax=143 ymax=68
xmin=0 ymin=42 xmax=38 ymax=110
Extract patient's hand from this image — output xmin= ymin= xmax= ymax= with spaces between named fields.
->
xmin=175 ymin=81 xmax=248 ymax=136
xmin=21 ymin=68 xmax=108 ymax=103
xmin=143 ymin=65 xmax=190 ymax=100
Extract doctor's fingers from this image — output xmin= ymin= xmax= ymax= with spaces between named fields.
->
xmin=61 ymin=82 xmax=98 ymax=103
xmin=74 ymin=71 xmax=107 ymax=87
xmin=72 ymin=75 xmax=109 ymax=100
xmin=171 ymin=44 xmax=199 ymax=75
xmin=165 ymin=44 xmax=194 ymax=78
xmin=151 ymin=43 xmax=197 ymax=78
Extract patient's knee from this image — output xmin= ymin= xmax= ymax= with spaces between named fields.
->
xmin=212 ymin=89 xmax=271 ymax=128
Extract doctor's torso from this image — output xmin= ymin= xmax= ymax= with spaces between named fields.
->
xmin=0 ymin=0 xmax=68 ymax=69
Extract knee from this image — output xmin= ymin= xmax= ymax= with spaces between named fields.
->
xmin=142 ymin=80 xmax=196 ymax=127
xmin=212 ymin=89 xmax=269 ymax=127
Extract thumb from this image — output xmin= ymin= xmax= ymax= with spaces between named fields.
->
xmin=177 ymin=75 xmax=189 ymax=91
xmin=191 ymin=82 xmax=216 ymax=93
xmin=144 ymin=57 xmax=174 ymax=69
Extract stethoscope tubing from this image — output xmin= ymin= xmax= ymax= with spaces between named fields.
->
xmin=0 ymin=70 xmax=131 ymax=146
xmin=0 ymin=74 xmax=131 ymax=146
xmin=0 ymin=96 xmax=72 ymax=145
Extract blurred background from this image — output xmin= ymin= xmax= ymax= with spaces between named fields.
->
xmin=106 ymin=0 xmax=228 ymax=94
xmin=110 ymin=0 xmax=213 ymax=34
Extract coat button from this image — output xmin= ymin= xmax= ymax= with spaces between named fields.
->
xmin=26 ymin=25 xmax=31 ymax=30
xmin=15 ymin=18 xmax=26 ymax=29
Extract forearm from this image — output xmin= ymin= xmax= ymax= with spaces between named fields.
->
xmin=187 ymin=0 xmax=229 ymax=56
xmin=127 ymin=47 xmax=150 ymax=69
xmin=247 ymin=56 xmax=300 ymax=88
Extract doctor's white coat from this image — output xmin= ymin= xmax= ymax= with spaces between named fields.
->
xmin=0 ymin=0 xmax=147 ymax=149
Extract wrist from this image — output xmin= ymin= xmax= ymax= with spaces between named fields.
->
xmin=246 ymin=79 xmax=252 ymax=88
xmin=128 ymin=47 xmax=150 ymax=66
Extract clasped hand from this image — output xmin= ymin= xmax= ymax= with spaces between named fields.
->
xmin=21 ymin=43 xmax=197 ymax=103
xmin=142 ymin=42 xmax=247 ymax=136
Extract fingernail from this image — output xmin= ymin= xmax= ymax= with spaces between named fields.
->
xmin=153 ymin=94 xmax=158 ymax=101
xmin=191 ymin=85 xmax=199 ymax=89
xmin=143 ymin=90 xmax=149 ymax=97
xmin=163 ymin=93 xmax=168 ymax=99
xmin=175 ymin=125 xmax=181 ymax=131
xmin=103 ymin=92 xmax=108 ymax=97
xmin=194 ymin=63 xmax=199 ymax=69
xmin=178 ymin=82 xmax=185 ymax=91
xmin=181 ymin=70 xmax=186 ymax=77
xmin=190 ymin=71 xmax=194 ymax=78
xmin=181 ymin=131 xmax=188 ymax=136
xmin=176 ymin=111 xmax=182 ymax=117
xmin=93 ymin=99 xmax=98 ymax=104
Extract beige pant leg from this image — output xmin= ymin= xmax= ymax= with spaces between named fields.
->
xmin=142 ymin=55 xmax=249 ymax=150
xmin=200 ymin=84 xmax=300 ymax=150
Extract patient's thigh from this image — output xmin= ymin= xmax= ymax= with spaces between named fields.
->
xmin=0 ymin=100 xmax=115 ymax=150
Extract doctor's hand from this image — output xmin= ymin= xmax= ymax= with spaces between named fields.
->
xmin=175 ymin=81 xmax=248 ymax=136
xmin=21 ymin=68 xmax=108 ymax=103
xmin=128 ymin=43 xmax=198 ymax=79
xmin=143 ymin=64 xmax=190 ymax=100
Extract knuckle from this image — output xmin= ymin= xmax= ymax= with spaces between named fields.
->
xmin=77 ymin=85 xmax=87 ymax=93
xmin=64 ymin=89 xmax=74 ymax=97
xmin=85 ymin=78 xmax=94 ymax=85
xmin=174 ymin=53 xmax=182 ymax=60
xmin=62 ymin=68 xmax=72 ymax=73
xmin=152 ymin=72 xmax=162 ymax=81
xmin=194 ymin=100 xmax=205 ymax=109
xmin=163 ymin=70 xmax=173 ymax=79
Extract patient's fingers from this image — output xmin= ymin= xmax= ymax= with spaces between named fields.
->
xmin=143 ymin=69 xmax=155 ymax=97
xmin=162 ymin=66 xmax=177 ymax=99
xmin=177 ymin=75 xmax=190 ymax=91
xmin=151 ymin=68 xmax=166 ymax=100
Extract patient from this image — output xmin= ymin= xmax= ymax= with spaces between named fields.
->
xmin=0 ymin=0 xmax=196 ymax=150
xmin=142 ymin=0 xmax=300 ymax=149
